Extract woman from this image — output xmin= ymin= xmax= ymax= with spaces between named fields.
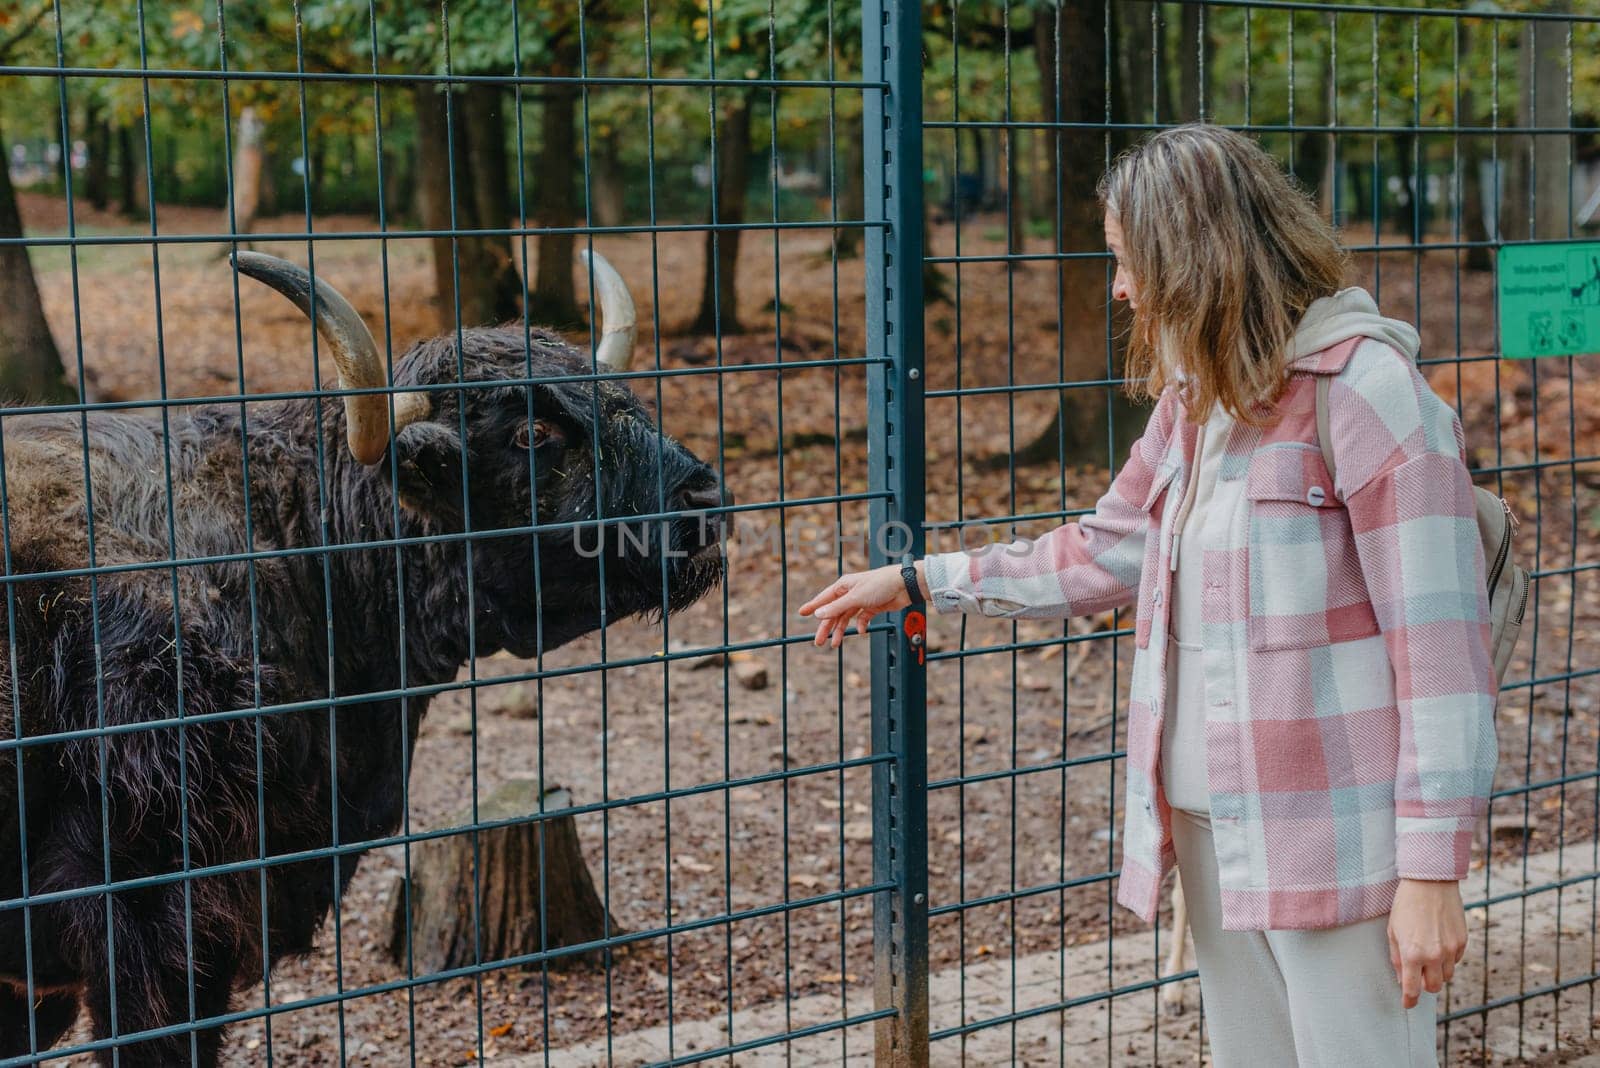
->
xmin=799 ymin=125 xmax=1497 ymax=1067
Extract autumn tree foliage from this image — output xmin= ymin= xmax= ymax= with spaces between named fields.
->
xmin=0 ymin=0 xmax=1591 ymax=470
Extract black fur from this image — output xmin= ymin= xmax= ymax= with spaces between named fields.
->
xmin=0 ymin=326 xmax=722 ymax=1065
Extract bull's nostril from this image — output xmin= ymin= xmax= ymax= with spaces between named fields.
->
xmin=674 ymin=478 xmax=730 ymax=559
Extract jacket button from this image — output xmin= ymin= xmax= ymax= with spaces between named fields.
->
xmin=1306 ymin=485 xmax=1326 ymax=506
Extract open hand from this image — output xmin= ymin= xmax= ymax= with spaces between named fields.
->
xmin=799 ymin=562 xmax=927 ymax=648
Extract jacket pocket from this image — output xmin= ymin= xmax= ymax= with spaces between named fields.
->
xmin=1134 ymin=462 xmax=1181 ymax=649
xmin=1141 ymin=460 xmax=1181 ymax=514
xmin=1244 ymin=446 xmax=1379 ymax=651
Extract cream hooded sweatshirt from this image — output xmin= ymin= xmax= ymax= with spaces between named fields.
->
xmin=1160 ymin=287 xmax=1422 ymax=814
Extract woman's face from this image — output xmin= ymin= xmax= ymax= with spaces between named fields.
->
xmin=1104 ymin=211 xmax=1138 ymax=310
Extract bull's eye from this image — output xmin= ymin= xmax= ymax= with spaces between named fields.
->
xmin=515 ymin=419 xmax=564 ymax=450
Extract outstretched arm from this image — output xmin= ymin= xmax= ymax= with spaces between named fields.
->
xmin=800 ymin=390 xmax=1178 ymax=641
xmin=920 ymin=390 xmax=1178 ymax=621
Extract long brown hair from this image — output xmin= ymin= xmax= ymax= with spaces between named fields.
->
xmin=1097 ymin=125 xmax=1348 ymax=424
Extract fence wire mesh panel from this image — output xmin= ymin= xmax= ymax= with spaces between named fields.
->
xmin=919 ymin=1 xmax=1599 ymax=1066
xmin=0 ymin=0 xmax=900 ymax=1064
xmin=0 ymin=1 xmax=1597 ymax=1067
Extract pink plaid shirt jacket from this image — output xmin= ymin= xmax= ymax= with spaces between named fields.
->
xmin=925 ymin=336 xmax=1498 ymax=931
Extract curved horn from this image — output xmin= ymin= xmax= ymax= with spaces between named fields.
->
xmin=578 ymin=249 xmax=636 ymax=372
xmin=232 ymin=251 xmax=430 ymax=465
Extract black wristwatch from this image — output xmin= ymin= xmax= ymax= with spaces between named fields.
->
xmin=901 ymin=562 xmax=925 ymax=608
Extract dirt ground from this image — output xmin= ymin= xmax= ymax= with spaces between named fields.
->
xmin=15 ymin=191 xmax=1600 ymax=1064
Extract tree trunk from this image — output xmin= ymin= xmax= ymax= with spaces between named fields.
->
xmin=1026 ymin=122 xmax=1052 ymax=232
xmin=385 ymin=780 xmax=613 ymax=975
xmin=466 ymin=84 xmax=512 ymax=240
xmin=1457 ymin=22 xmax=1492 ymax=272
xmin=1519 ymin=17 xmax=1570 ymax=240
xmin=1007 ymin=129 xmax=1026 ymax=258
xmin=1460 ymin=146 xmax=1492 ymax=270
xmin=230 ymin=105 xmax=265 ymax=240
xmin=117 ymin=124 xmax=148 ymax=219
xmin=1291 ymin=129 xmax=1331 ymax=208
xmin=591 ymin=131 xmax=625 ymax=228
xmin=1392 ymin=134 xmax=1417 ymax=239
xmin=1350 ymin=159 xmax=1374 ymax=223
xmin=1120 ymin=1 xmax=1155 ymax=124
xmin=1177 ymin=2 xmax=1211 ymax=122
xmin=691 ymin=93 xmax=752 ymax=335
xmin=382 ymin=142 xmax=413 ymax=224
xmin=83 ymin=100 xmax=110 ymax=211
xmin=1153 ymin=4 xmax=1175 ymax=122
xmin=923 ymin=211 xmax=949 ymax=305
xmin=413 ymin=86 xmax=524 ymax=331
xmin=528 ymin=85 xmax=582 ymax=328
xmin=1036 ymin=2 xmax=1110 ymax=244
xmin=1292 ymin=48 xmax=1332 ymax=205
xmin=381 ymin=96 xmax=415 ymax=226
xmin=415 ymin=87 xmax=459 ymax=327
xmin=1021 ymin=0 xmax=1145 ymax=466
xmin=308 ymin=135 xmax=329 ymax=205
xmin=834 ymin=112 xmax=865 ymax=259
xmin=460 ymin=84 xmax=526 ymax=326
xmin=0 ymin=116 xmax=71 ymax=405
xmin=1106 ymin=0 xmax=1127 ymax=128
xmin=967 ymin=126 xmax=986 ymax=210
xmin=162 ymin=133 xmax=177 ymax=206
xmin=258 ymin=155 xmax=278 ymax=218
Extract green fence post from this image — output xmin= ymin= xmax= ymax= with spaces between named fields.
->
xmin=864 ymin=0 xmax=928 ymax=1063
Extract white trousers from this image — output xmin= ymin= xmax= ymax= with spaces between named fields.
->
xmin=1170 ymin=808 xmax=1438 ymax=1068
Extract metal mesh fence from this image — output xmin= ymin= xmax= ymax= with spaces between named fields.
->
xmin=921 ymin=2 xmax=1600 ymax=1065
xmin=0 ymin=2 xmax=891 ymax=1065
xmin=0 ymin=1 xmax=1592 ymax=1066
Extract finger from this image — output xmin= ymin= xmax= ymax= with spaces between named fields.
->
xmin=797 ymin=586 xmax=832 ymax=617
xmin=855 ymin=608 xmax=874 ymax=638
xmin=1455 ymin=937 xmax=1467 ymax=965
xmin=1441 ymin=957 xmax=1455 ymax=985
xmin=1401 ymin=959 xmax=1421 ymax=1010
xmin=814 ymin=619 xmax=832 ymax=647
xmin=813 ymin=590 xmax=857 ymax=621
xmin=824 ymin=585 xmax=874 ymax=622
xmin=830 ymin=612 xmax=851 ymax=648
xmin=798 ymin=580 xmax=847 ymax=617
xmin=805 ymin=582 xmax=856 ymax=618
xmin=1422 ymin=961 xmax=1443 ymax=994
xmin=1388 ymin=925 xmax=1403 ymax=986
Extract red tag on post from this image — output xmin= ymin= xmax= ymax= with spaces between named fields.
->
xmin=902 ymin=610 xmax=927 ymax=666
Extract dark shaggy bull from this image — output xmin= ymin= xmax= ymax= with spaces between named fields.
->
xmin=0 ymin=252 xmax=724 ymax=1065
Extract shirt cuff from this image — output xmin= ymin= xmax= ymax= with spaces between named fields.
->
xmin=1395 ymin=815 xmax=1477 ymax=882
xmin=924 ymin=550 xmax=1030 ymax=618
xmin=924 ymin=550 xmax=978 ymax=615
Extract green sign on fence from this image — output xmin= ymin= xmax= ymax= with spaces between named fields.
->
xmin=1498 ymin=240 xmax=1600 ymax=358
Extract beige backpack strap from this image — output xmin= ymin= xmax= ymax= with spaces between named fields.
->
xmin=1315 ymin=375 xmax=1337 ymax=488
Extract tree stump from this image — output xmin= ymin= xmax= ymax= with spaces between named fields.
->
xmin=385 ymin=780 xmax=612 ymax=974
